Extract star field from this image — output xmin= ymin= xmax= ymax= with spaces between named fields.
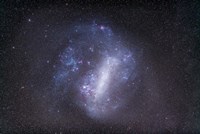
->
xmin=1 ymin=0 xmax=200 ymax=133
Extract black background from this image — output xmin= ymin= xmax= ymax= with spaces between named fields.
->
xmin=1 ymin=0 xmax=200 ymax=133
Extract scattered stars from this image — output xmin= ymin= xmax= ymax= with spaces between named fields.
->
xmin=89 ymin=47 xmax=94 ymax=52
xmin=2 ymin=1 xmax=198 ymax=133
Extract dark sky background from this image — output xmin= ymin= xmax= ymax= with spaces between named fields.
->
xmin=1 ymin=0 xmax=200 ymax=133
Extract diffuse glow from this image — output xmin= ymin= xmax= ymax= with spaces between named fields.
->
xmin=95 ymin=57 xmax=119 ymax=101
xmin=55 ymin=22 xmax=136 ymax=119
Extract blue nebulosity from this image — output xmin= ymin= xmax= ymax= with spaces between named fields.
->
xmin=52 ymin=21 xmax=137 ymax=119
xmin=53 ymin=46 xmax=82 ymax=91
